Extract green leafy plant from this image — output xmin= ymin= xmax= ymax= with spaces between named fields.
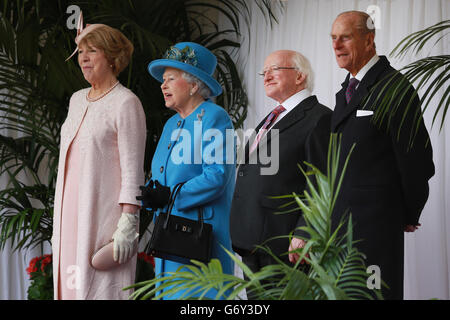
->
xmin=0 ymin=0 xmax=282 ymax=252
xmin=26 ymin=254 xmax=53 ymax=300
xmin=126 ymin=134 xmax=384 ymax=300
xmin=363 ymin=20 xmax=449 ymax=135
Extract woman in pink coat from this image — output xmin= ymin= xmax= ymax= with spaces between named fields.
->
xmin=52 ymin=17 xmax=146 ymax=300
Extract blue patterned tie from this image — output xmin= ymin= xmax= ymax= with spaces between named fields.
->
xmin=345 ymin=78 xmax=360 ymax=104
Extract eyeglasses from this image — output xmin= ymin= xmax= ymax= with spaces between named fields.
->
xmin=258 ymin=66 xmax=299 ymax=77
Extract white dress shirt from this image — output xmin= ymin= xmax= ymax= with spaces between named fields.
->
xmin=271 ymin=88 xmax=312 ymax=128
xmin=351 ymin=54 xmax=380 ymax=88
xmin=249 ymin=89 xmax=312 ymax=154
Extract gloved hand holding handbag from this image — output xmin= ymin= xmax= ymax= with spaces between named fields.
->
xmin=136 ymin=180 xmax=171 ymax=210
xmin=112 ymin=212 xmax=139 ymax=264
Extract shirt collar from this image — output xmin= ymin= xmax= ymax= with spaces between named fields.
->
xmin=279 ymin=89 xmax=312 ymax=112
xmin=353 ymin=54 xmax=380 ymax=82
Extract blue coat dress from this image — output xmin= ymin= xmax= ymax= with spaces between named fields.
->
xmin=150 ymin=101 xmax=236 ymax=299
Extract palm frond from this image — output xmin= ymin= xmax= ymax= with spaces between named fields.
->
xmin=126 ymin=255 xmax=246 ymax=300
xmin=364 ymin=56 xmax=449 ymax=138
xmin=363 ymin=20 xmax=449 ymax=138
xmin=0 ymin=173 xmax=53 ymax=251
xmin=390 ymin=20 xmax=450 ymax=59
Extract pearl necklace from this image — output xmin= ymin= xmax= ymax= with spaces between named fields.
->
xmin=86 ymin=81 xmax=120 ymax=102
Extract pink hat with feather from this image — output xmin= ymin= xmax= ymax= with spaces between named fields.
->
xmin=65 ymin=11 xmax=107 ymax=61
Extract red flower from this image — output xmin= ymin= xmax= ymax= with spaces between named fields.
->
xmin=26 ymin=257 xmax=40 ymax=277
xmin=40 ymin=254 xmax=52 ymax=273
xmin=138 ymin=252 xmax=155 ymax=268
xmin=26 ymin=254 xmax=53 ymax=278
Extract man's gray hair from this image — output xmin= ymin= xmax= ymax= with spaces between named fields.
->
xmin=291 ymin=52 xmax=314 ymax=92
xmin=182 ymin=72 xmax=212 ymax=99
xmin=337 ymin=10 xmax=376 ymax=36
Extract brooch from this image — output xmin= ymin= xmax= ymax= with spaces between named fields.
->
xmin=163 ymin=46 xmax=198 ymax=67
xmin=197 ymin=109 xmax=205 ymax=121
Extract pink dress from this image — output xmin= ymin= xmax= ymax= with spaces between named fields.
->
xmin=58 ymin=125 xmax=82 ymax=300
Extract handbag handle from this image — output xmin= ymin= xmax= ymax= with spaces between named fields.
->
xmin=197 ymin=207 xmax=204 ymax=239
xmin=163 ymin=182 xmax=184 ymax=229
xmin=163 ymin=182 xmax=205 ymax=239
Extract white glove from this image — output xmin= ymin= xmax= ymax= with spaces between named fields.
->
xmin=112 ymin=212 xmax=139 ymax=264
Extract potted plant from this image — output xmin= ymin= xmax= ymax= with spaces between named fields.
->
xmin=26 ymin=254 xmax=53 ymax=300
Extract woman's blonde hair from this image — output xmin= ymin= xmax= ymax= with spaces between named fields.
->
xmin=79 ymin=25 xmax=134 ymax=76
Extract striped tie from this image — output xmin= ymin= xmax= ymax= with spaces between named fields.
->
xmin=249 ymin=105 xmax=286 ymax=154
xmin=345 ymin=78 xmax=360 ymax=104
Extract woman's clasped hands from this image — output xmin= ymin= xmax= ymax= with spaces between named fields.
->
xmin=136 ymin=180 xmax=171 ymax=211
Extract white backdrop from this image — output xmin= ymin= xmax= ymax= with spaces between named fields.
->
xmin=227 ymin=0 xmax=450 ymax=300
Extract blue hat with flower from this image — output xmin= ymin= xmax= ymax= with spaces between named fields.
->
xmin=148 ymin=42 xmax=222 ymax=97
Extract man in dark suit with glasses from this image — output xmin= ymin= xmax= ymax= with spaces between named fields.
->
xmin=230 ymin=50 xmax=332 ymax=286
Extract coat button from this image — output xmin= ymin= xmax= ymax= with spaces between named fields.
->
xmin=160 ymin=166 xmax=164 ymax=173
xmin=177 ymin=120 xmax=181 ymax=127
xmin=168 ymin=143 xmax=171 ymax=149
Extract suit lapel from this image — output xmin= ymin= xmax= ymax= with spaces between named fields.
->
xmin=243 ymin=113 xmax=270 ymax=162
xmin=258 ymin=95 xmax=317 ymax=150
xmin=331 ymin=75 xmax=350 ymax=131
xmin=332 ymin=80 xmax=370 ymax=131
xmin=244 ymin=95 xmax=318 ymax=164
xmin=331 ymin=56 xmax=390 ymax=132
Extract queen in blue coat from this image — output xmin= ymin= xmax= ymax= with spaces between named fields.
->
xmin=142 ymin=42 xmax=236 ymax=299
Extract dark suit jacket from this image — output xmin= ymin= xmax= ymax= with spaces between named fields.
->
xmin=230 ymin=95 xmax=332 ymax=262
xmin=331 ymin=56 xmax=435 ymax=299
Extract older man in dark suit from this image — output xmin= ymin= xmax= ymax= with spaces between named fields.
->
xmin=330 ymin=11 xmax=435 ymax=299
xmin=230 ymin=50 xmax=331 ymax=278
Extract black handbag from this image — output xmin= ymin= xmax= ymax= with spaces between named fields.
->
xmin=146 ymin=182 xmax=213 ymax=264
